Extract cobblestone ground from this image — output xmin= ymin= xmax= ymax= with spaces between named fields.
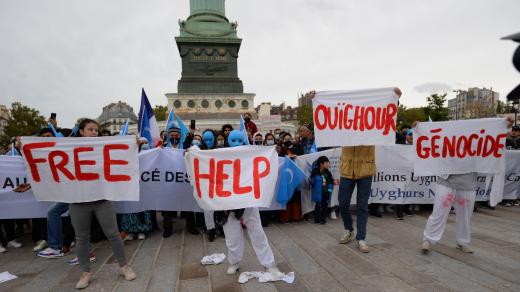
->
xmin=1 ymin=206 xmax=519 ymax=292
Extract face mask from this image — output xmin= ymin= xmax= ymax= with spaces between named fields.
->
xmin=254 ymin=140 xmax=263 ymax=145
xmin=217 ymin=141 xmax=225 ymax=147
xmin=284 ymin=140 xmax=292 ymax=147
xmin=228 ymin=130 xmax=245 ymax=147
xmin=266 ymin=140 xmax=275 ymax=146
xmin=171 ymin=137 xmax=180 ymax=145
xmin=141 ymin=144 xmax=150 ymax=151
xmin=244 ymin=117 xmax=251 ymax=123
xmin=192 ymin=140 xmax=201 ymax=146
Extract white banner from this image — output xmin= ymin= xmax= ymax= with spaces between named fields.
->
xmin=413 ymin=118 xmax=507 ymax=176
xmin=20 ymin=136 xmax=139 ymax=203
xmin=185 ymin=146 xmax=279 ymax=210
xmin=298 ymin=146 xmax=520 ymax=214
xmin=313 ymin=88 xmax=399 ymax=147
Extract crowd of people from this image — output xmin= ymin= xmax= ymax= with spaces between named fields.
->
xmin=1 ymin=107 xmax=519 ymax=289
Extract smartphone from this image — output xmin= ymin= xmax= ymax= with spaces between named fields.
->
xmin=190 ymin=120 xmax=196 ymax=130
xmin=50 ymin=113 xmax=57 ymax=120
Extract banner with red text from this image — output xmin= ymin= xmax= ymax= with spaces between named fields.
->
xmin=313 ymin=88 xmax=399 ymax=147
xmin=185 ymin=145 xmax=279 ymax=210
xmin=413 ymin=118 xmax=507 ymax=176
xmin=20 ymin=136 xmax=139 ymax=203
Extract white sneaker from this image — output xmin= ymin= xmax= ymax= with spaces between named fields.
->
xmin=266 ymin=266 xmax=284 ymax=278
xmin=456 ymin=244 xmax=474 ymax=254
xmin=7 ymin=240 xmax=22 ymax=248
xmin=137 ymin=233 xmax=145 ymax=240
xmin=37 ymin=247 xmax=64 ymax=258
xmin=0 ymin=246 xmax=6 ymax=253
xmin=33 ymin=240 xmax=47 ymax=252
xmin=339 ymin=230 xmax=354 ymax=244
xmin=357 ymin=240 xmax=369 ymax=253
xmin=330 ymin=211 xmax=337 ymax=220
xmin=421 ymin=240 xmax=431 ymax=254
xmin=227 ymin=264 xmax=239 ymax=275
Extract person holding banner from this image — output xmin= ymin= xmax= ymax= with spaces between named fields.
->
xmin=200 ymin=129 xmax=221 ymax=242
xmin=335 ymin=87 xmax=402 ymax=253
xmin=219 ymin=130 xmax=283 ymax=277
xmin=67 ymin=119 xmax=136 ymax=289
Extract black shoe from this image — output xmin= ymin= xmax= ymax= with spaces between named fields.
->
xmin=188 ymin=227 xmax=200 ymax=235
xmin=320 ymin=221 xmax=326 ymax=225
xmin=369 ymin=211 xmax=383 ymax=218
xmin=208 ymin=229 xmax=216 ymax=242
xmin=163 ymin=229 xmax=172 ymax=238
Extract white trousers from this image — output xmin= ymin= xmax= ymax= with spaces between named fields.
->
xmin=223 ymin=207 xmax=276 ymax=268
xmin=204 ymin=210 xmax=215 ymax=230
xmin=423 ymin=183 xmax=476 ymax=245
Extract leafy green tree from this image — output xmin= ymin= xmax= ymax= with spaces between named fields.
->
xmin=297 ymin=105 xmax=313 ymax=128
xmin=423 ymin=93 xmax=449 ymax=121
xmin=397 ymin=104 xmax=428 ymax=127
xmin=153 ymin=105 xmax=168 ymax=121
xmin=1 ymin=102 xmax=47 ymax=146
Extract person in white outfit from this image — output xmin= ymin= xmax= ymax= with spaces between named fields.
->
xmin=221 ymin=130 xmax=283 ymax=276
xmin=422 ymin=173 xmax=477 ymax=254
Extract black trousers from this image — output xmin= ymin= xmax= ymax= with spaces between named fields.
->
xmin=31 ymin=218 xmax=47 ymax=242
xmin=314 ymin=192 xmax=330 ymax=223
xmin=0 ymin=220 xmax=16 ymax=246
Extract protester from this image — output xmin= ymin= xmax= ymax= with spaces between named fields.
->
xmin=253 ymin=132 xmax=263 ymax=145
xmin=199 ymin=129 xmax=224 ymax=242
xmin=0 ymin=220 xmax=21 ymax=253
xmin=216 ymin=130 xmax=283 ymax=277
xmin=310 ymin=156 xmax=334 ymax=224
xmin=338 ymin=87 xmax=402 ymax=253
xmin=278 ymin=132 xmax=302 ymax=223
xmin=221 ymin=124 xmax=233 ymax=139
xmin=421 ymin=172 xmax=478 ymax=254
xmin=506 ymin=125 xmax=520 ymax=150
xmin=243 ymin=112 xmax=258 ymax=135
xmin=67 ymin=118 xmax=135 ymax=289
xmin=296 ymin=125 xmax=315 ymax=155
xmin=215 ymin=132 xmax=226 ymax=148
xmin=264 ymin=133 xmax=276 ymax=146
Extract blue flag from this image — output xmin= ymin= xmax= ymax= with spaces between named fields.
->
xmin=47 ymin=123 xmax=64 ymax=137
xmin=138 ymin=88 xmax=161 ymax=148
xmin=239 ymin=115 xmax=250 ymax=145
xmin=310 ymin=141 xmax=318 ymax=153
xmin=276 ymin=157 xmax=306 ymax=205
xmin=119 ymin=118 xmax=129 ymax=136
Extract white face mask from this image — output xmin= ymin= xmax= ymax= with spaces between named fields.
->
xmin=192 ymin=140 xmax=201 ymax=146
xmin=266 ymin=140 xmax=275 ymax=146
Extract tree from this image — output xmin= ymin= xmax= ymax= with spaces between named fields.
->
xmin=0 ymin=102 xmax=47 ymax=146
xmin=466 ymin=100 xmax=495 ymax=119
xmin=153 ymin=105 xmax=168 ymax=121
xmin=424 ymin=93 xmax=449 ymax=121
xmin=297 ymin=105 xmax=313 ymax=128
xmin=397 ymin=104 xmax=427 ymax=127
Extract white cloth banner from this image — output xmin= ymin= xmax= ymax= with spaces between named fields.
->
xmin=185 ymin=145 xmax=279 ymax=210
xmin=20 ymin=136 xmax=139 ymax=203
xmin=313 ymin=87 xmax=399 ymax=147
xmin=413 ymin=118 xmax=507 ymax=176
xmin=298 ymin=146 xmax=520 ymax=214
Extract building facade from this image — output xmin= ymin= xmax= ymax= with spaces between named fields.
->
xmin=448 ymin=87 xmax=499 ymax=120
xmin=96 ymin=101 xmax=138 ymax=134
xmin=0 ymin=105 xmax=9 ymax=138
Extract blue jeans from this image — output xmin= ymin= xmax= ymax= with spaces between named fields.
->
xmin=47 ymin=203 xmax=69 ymax=250
xmin=338 ymin=177 xmax=372 ymax=241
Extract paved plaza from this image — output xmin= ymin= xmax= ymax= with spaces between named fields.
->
xmin=1 ymin=206 xmax=519 ymax=292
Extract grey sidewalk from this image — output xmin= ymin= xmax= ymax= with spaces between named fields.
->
xmin=1 ymin=206 xmax=520 ymax=292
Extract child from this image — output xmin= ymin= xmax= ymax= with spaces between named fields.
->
xmin=310 ymin=156 xmax=334 ymax=224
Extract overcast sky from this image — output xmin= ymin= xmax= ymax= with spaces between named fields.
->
xmin=0 ymin=0 xmax=518 ymax=127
